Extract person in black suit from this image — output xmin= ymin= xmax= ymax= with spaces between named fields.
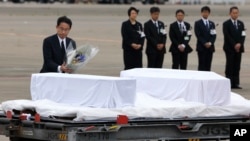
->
xmin=121 ymin=7 xmax=145 ymax=70
xmin=144 ymin=7 xmax=167 ymax=68
xmin=40 ymin=16 xmax=76 ymax=73
xmin=194 ymin=6 xmax=217 ymax=71
xmin=223 ymin=6 xmax=246 ymax=89
xmin=169 ymin=9 xmax=193 ymax=70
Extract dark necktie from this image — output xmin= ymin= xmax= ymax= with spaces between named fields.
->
xmin=206 ymin=21 xmax=210 ymax=31
xmin=234 ymin=21 xmax=238 ymax=30
xmin=61 ymin=41 xmax=67 ymax=62
xmin=154 ymin=22 xmax=159 ymax=33
xmin=179 ymin=23 xmax=183 ymax=34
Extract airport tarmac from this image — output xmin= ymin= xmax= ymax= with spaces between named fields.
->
xmin=0 ymin=2 xmax=249 ymax=140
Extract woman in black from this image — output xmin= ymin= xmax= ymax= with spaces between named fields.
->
xmin=121 ymin=7 xmax=145 ymax=70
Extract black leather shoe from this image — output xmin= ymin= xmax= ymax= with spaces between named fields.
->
xmin=231 ymin=85 xmax=242 ymax=89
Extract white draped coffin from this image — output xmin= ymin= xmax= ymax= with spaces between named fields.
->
xmin=120 ymin=68 xmax=231 ymax=106
xmin=30 ymin=73 xmax=136 ymax=108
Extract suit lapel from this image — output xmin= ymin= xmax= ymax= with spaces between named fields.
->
xmin=158 ymin=22 xmax=162 ymax=29
xmin=66 ymin=38 xmax=69 ymax=49
xmin=226 ymin=20 xmax=233 ymax=32
xmin=231 ymin=20 xmax=240 ymax=32
xmin=175 ymin=21 xmax=182 ymax=35
xmin=150 ymin=20 xmax=158 ymax=35
xmin=199 ymin=19 xmax=209 ymax=33
xmin=52 ymin=34 xmax=65 ymax=62
xmin=53 ymin=34 xmax=61 ymax=51
xmin=184 ymin=22 xmax=190 ymax=31
xmin=201 ymin=20 xmax=207 ymax=30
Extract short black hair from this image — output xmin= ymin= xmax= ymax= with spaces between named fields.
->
xmin=201 ymin=6 xmax=211 ymax=13
xmin=176 ymin=9 xmax=185 ymax=15
xmin=57 ymin=16 xmax=72 ymax=29
xmin=230 ymin=6 xmax=239 ymax=13
xmin=127 ymin=7 xmax=139 ymax=16
xmin=150 ymin=6 xmax=160 ymax=14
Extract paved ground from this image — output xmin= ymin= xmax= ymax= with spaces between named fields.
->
xmin=0 ymin=2 xmax=249 ymax=140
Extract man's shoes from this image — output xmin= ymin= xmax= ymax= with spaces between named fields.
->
xmin=231 ymin=85 xmax=242 ymax=89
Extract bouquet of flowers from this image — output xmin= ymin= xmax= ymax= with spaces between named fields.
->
xmin=66 ymin=43 xmax=99 ymax=73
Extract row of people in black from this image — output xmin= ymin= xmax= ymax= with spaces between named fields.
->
xmin=121 ymin=6 xmax=246 ymax=89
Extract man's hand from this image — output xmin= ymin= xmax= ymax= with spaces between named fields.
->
xmin=234 ymin=43 xmax=241 ymax=52
xmin=136 ymin=44 xmax=142 ymax=50
xmin=131 ymin=43 xmax=141 ymax=50
xmin=178 ymin=44 xmax=185 ymax=52
xmin=157 ymin=44 xmax=164 ymax=50
xmin=204 ymin=42 xmax=211 ymax=48
xmin=61 ymin=62 xmax=72 ymax=73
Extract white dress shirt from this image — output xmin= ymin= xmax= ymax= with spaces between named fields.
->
xmin=57 ymin=36 xmax=66 ymax=73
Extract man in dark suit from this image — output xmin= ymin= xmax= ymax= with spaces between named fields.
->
xmin=144 ymin=7 xmax=167 ymax=68
xmin=194 ymin=6 xmax=217 ymax=71
xmin=121 ymin=7 xmax=145 ymax=70
xmin=169 ymin=9 xmax=193 ymax=70
xmin=223 ymin=6 xmax=245 ymax=89
xmin=40 ymin=16 xmax=76 ymax=73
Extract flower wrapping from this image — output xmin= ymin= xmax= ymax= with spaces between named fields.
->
xmin=66 ymin=43 xmax=99 ymax=73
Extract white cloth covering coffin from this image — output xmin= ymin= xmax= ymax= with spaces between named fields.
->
xmin=30 ymin=73 xmax=136 ymax=108
xmin=1 ymin=92 xmax=250 ymax=121
xmin=120 ymin=68 xmax=231 ymax=106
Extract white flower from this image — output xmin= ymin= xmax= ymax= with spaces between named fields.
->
xmin=66 ymin=44 xmax=99 ymax=73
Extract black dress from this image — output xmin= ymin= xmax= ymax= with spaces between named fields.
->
xmin=121 ymin=20 xmax=145 ymax=70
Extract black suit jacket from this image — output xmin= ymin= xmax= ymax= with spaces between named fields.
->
xmin=169 ymin=21 xmax=193 ymax=53
xmin=144 ymin=20 xmax=167 ymax=54
xmin=121 ymin=20 xmax=145 ymax=51
xmin=40 ymin=34 xmax=76 ymax=73
xmin=223 ymin=19 xmax=245 ymax=53
xmin=194 ymin=19 xmax=216 ymax=52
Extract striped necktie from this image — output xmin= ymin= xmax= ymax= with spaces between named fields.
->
xmin=61 ymin=41 xmax=67 ymax=62
xmin=154 ymin=21 xmax=159 ymax=33
xmin=206 ymin=21 xmax=209 ymax=31
xmin=179 ymin=23 xmax=183 ymax=34
xmin=234 ymin=21 xmax=238 ymax=30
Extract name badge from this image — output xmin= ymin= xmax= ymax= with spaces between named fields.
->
xmin=140 ymin=31 xmax=145 ymax=38
xmin=184 ymin=36 xmax=189 ymax=41
xmin=210 ymin=29 xmax=216 ymax=35
xmin=242 ymin=31 xmax=246 ymax=36
xmin=187 ymin=30 xmax=192 ymax=35
xmin=160 ymin=28 xmax=167 ymax=35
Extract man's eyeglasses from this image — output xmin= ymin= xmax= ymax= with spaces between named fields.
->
xmin=58 ymin=27 xmax=70 ymax=32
